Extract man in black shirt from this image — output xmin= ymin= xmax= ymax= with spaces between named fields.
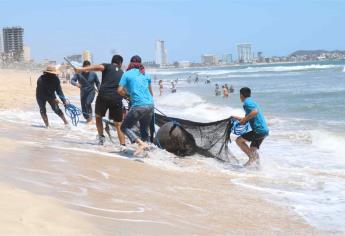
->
xmin=36 ymin=65 xmax=69 ymax=127
xmin=71 ymin=60 xmax=100 ymax=123
xmin=75 ymin=55 xmax=126 ymax=146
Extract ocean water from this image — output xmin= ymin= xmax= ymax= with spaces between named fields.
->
xmin=0 ymin=61 xmax=345 ymax=234
xmin=149 ymin=61 xmax=345 ymax=233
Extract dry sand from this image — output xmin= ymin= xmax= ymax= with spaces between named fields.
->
xmin=0 ymin=69 xmax=325 ymax=235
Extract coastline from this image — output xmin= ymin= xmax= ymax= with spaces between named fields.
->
xmin=0 ymin=69 xmax=325 ymax=235
xmin=147 ymin=59 xmax=345 ymax=73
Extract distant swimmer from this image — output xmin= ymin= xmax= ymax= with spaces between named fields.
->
xmin=159 ymin=80 xmax=164 ymax=96
xmin=232 ymin=87 xmax=269 ymax=167
xmin=171 ymin=81 xmax=177 ymax=93
xmin=75 ymin=55 xmax=126 ymax=147
xmin=36 ymin=65 xmax=69 ymax=128
xmin=215 ymin=84 xmax=221 ymax=96
xmin=194 ymin=74 xmax=199 ymax=83
xmin=222 ymin=85 xmax=229 ymax=98
xmin=205 ymin=76 xmax=211 ymax=84
xmin=118 ymin=55 xmax=154 ymax=156
xmin=71 ymin=60 xmax=100 ymax=124
xmin=229 ymin=84 xmax=234 ymax=93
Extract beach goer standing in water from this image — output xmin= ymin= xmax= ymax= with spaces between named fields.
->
xmin=223 ymin=85 xmax=229 ymax=98
xmin=232 ymin=87 xmax=269 ymax=167
xmin=118 ymin=55 xmax=154 ymax=155
xmin=159 ymin=80 xmax=163 ymax=96
xmin=36 ymin=65 xmax=69 ymax=127
xmin=229 ymin=84 xmax=234 ymax=93
xmin=194 ymin=74 xmax=199 ymax=83
xmin=215 ymin=84 xmax=221 ymax=96
xmin=75 ymin=55 xmax=126 ymax=147
xmin=171 ymin=81 xmax=176 ymax=93
xmin=71 ymin=60 xmax=100 ymax=124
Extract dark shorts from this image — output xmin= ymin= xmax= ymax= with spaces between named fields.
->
xmin=95 ymin=95 xmax=123 ymax=122
xmin=36 ymin=96 xmax=63 ymax=116
xmin=241 ymin=131 xmax=267 ymax=149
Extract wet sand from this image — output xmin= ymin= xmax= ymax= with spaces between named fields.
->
xmin=0 ymin=69 xmax=324 ymax=235
xmin=0 ymin=182 xmax=99 ymax=236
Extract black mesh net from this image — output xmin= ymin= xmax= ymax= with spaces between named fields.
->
xmin=154 ymin=113 xmax=238 ymax=163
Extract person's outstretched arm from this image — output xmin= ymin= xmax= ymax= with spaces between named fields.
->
xmin=76 ymin=64 xmax=105 ymax=73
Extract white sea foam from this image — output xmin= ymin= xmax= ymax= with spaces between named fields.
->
xmin=155 ymin=92 xmax=243 ymax=122
xmin=148 ymin=64 xmax=342 ymax=77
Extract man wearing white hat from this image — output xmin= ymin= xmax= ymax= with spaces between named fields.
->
xmin=36 ymin=65 xmax=69 ymax=127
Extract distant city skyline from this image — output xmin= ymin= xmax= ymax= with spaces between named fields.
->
xmin=1 ymin=0 xmax=345 ymax=63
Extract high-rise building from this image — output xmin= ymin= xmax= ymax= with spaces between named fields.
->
xmin=83 ymin=50 xmax=93 ymax=63
xmin=257 ymin=51 xmax=264 ymax=63
xmin=222 ymin=54 xmax=233 ymax=64
xmin=237 ymin=43 xmax=252 ymax=63
xmin=155 ymin=40 xmax=168 ymax=67
xmin=201 ymin=54 xmax=219 ymax=65
xmin=3 ymin=27 xmax=24 ymax=61
xmin=23 ymin=45 xmax=31 ymax=63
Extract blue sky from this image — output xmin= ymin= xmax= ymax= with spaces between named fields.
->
xmin=1 ymin=0 xmax=344 ymax=63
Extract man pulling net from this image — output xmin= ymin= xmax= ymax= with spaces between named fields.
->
xmin=153 ymin=87 xmax=268 ymax=167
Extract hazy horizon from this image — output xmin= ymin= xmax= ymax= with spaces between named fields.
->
xmin=1 ymin=0 xmax=345 ymax=63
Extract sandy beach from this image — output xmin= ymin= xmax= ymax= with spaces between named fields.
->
xmin=0 ymin=69 xmax=325 ymax=235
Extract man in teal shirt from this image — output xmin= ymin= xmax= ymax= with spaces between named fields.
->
xmin=118 ymin=55 xmax=154 ymax=156
xmin=233 ymin=87 xmax=269 ymax=167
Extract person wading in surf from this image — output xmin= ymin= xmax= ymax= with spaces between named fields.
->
xmin=232 ymin=87 xmax=269 ymax=167
xmin=118 ymin=55 xmax=154 ymax=156
xmin=71 ymin=60 xmax=100 ymax=124
xmin=36 ymin=65 xmax=69 ymax=128
xmin=75 ymin=55 xmax=126 ymax=148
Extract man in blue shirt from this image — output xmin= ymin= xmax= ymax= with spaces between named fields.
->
xmin=118 ymin=55 xmax=154 ymax=156
xmin=71 ymin=60 xmax=100 ymax=123
xmin=233 ymin=87 xmax=269 ymax=167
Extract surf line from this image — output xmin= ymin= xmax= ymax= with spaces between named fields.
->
xmin=47 ymin=145 xmax=130 ymax=160
xmin=79 ymin=211 xmax=179 ymax=227
xmin=58 ymin=199 xmax=145 ymax=214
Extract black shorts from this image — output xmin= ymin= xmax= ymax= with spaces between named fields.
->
xmin=241 ymin=131 xmax=267 ymax=149
xmin=95 ymin=95 xmax=123 ymax=122
xmin=36 ymin=96 xmax=63 ymax=116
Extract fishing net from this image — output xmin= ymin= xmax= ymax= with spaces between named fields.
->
xmin=154 ymin=113 xmax=250 ymax=162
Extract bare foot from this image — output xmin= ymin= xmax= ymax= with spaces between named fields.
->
xmin=134 ymin=143 xmax=149 ymax=156
xmin=87 ymin=119 xmax=94 ymax=125
xmin=244 ymin=157 xmax=260 ymax=169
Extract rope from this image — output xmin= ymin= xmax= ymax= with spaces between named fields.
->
xmin=56 ymin=93 xmax=87 ymax=127
xmin=64 ymin=100 xmax=82 ymax=126
xmin=229 ymin=118 xmax=250 ymax=136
